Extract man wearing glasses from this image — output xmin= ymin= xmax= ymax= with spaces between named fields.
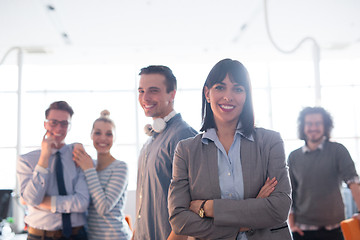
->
xmin=288 ymin=106 xmax=360 ymax=240
xmin=17 ymin=101 xmax=89 ymax=240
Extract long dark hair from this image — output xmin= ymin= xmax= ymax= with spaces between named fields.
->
xmin=200 ymin=59 xmax=254 ymax=136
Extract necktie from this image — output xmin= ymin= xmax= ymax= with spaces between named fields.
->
xmin=55 ymin=151 xmax=72 ymax=238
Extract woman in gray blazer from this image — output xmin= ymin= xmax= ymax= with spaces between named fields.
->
xmin=168 ymin=59 xmax=292 ymax=240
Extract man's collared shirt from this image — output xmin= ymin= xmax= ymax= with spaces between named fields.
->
xmin=17 ymin=144 xmax=89 ymax=230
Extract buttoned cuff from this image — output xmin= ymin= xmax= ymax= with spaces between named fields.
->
xmin=51 ymin=196 xmax=56 ymax=213
xmin=35 ymin=164 xmax=49 ymax=174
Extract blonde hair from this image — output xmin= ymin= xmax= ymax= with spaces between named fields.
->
xmin=92 ymin=110 xmax=115 ymax=130
xmin=100 ymin=110 xmax=110 ymax=119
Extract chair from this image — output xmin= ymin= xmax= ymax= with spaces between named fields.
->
xmin=0 ymin=189 xmax=12 ymax=221
xmin=340 ymin=217 xmax=360 ymax=240
xmin=125 ymin=215 xmax=133 ymax=231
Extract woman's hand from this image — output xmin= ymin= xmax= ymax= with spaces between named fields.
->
xmin=256 ymin=177 xmax=277 ymax=198
xmin=238 ymin=178 xmax=276 ymax=234
xmin=73 ymin=143 xmax=94 ymax=170
xmin=189 ymin=200 xmax=203 ymax=215
xmin=189 ymin=199 xmax=214 ymax=218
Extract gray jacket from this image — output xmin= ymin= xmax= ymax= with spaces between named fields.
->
xmin=168 ymin=128 xmax=292 ymax=240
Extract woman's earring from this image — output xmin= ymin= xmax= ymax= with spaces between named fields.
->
xmin=207 ymin=98 xmax=210 ymax=103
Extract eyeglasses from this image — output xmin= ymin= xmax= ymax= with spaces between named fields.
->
xmin=45 ymin=119 xmax=71 ymax=128
xmin=305 ymin=121 xmax=323 ymax=127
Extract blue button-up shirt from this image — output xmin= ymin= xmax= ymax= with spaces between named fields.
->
xmin=202 ymin=128 xmax=253 ymax=240
xmin=17 ymin=144 xmax=89 ymax=230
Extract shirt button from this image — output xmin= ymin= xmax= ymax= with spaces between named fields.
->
xmin=138 ymin=215 xmax=141 ymax=219
xmin=228 ymin=172 xmax=231 ymax=176
xmin=140 ymin=195 xmax=142 ymax=199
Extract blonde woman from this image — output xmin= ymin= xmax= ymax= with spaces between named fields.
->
xmin=73 ymin=110 xmax=131 ymax=240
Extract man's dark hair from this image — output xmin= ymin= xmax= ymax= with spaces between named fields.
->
xmin=45 ymin=101 xmax=74 ymax=118
xmin=200 ymin=58 xmax=254 ymax=136
xmin=297 ymin=106 xmax=333 ymax=141
xmin=139 ymin=65 xmax=177 ymax=93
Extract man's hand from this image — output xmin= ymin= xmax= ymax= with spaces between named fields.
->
xmin=289 ymin=213 xmax=304 ymax=236
xmin=38 ymin=131 xmax=56 ymax=168
xmin=290 ymin=225 xmax=304 ymax=236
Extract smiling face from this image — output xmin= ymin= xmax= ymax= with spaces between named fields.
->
xmin=204 ymin=74 xmax=246 ymax=129
xmin=91 ymin=121 xmax=114 ymax=154
xmin=138 ymin=73 xmax=176 ymax=119
xmin=304 ymin=113 xmax=325 ymax=144
xmin=44 ymin=109 xmax=71 ymax=147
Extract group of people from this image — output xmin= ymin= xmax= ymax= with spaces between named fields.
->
xmin=16 ymin=58 xmax=360 ymax=240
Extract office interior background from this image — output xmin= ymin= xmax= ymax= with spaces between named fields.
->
xmin=1 ymin=0 xmax=360 ymax=232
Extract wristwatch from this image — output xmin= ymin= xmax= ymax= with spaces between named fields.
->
xmin=198 ymin=200 xmax=208 ymax=218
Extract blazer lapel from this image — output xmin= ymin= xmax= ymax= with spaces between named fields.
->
xmin=240 ymin=136 xmax=254 ymax=199
xmin=205 ymin=141 xmax=221 ymax=198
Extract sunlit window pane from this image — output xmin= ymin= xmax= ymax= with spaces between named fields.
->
xmin=176 ymin=90 xmax=202 ymax=131
xmin=270 ymin=87 xmax=315 ymax=139
xmin=268 ymin=61 xmax=314 ymax=87
xmin=0 ymin=65 xmax=18 ymax=91
xmin=111 ymin=145 xmax=138 ymax=190
xmin=173 ymin=63 xmax=211 ymax=90
xmin=24 ymin=65 xmax=137 ymax=91
xmin=253 ymin=88 xmax=271 ymax=129
xmin=322 ymin=86 xmax=359 ymax=138
xmin=3 ymin=59 xmax=360 ymax=193
xmin=0 ymin=93 xmax=17 ymax=147
xmin=321 ymin=59 xmax=360 ymax=86
xmin=0 ymin=148 xmax=17 ymax=189
xmin=247 ymin=61 xmax=270 ymax=88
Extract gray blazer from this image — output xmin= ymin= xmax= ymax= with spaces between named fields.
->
xmin=168 ymin=128 xmax=292 ymax=240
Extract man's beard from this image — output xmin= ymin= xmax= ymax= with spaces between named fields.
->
xmin=306 ymin=132 xmax=324 ymax=144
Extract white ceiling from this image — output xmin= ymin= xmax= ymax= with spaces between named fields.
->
xmin=0 ymin=0 xmax=359 ymax=65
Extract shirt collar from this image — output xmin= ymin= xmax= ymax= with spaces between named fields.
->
xmin=202 ymin=126 xmax=254 ymax=144
xmin=302 ymin=137 xmax=326 ymax=153
xmin=51 ymin=144 xmax=69 ymax=155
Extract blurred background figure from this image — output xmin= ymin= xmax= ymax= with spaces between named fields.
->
xmin=288 ymin=106 xmax=360 ymax=240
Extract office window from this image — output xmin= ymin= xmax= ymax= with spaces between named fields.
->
xmin=1 ymin=58 xmax=360 ymax=190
